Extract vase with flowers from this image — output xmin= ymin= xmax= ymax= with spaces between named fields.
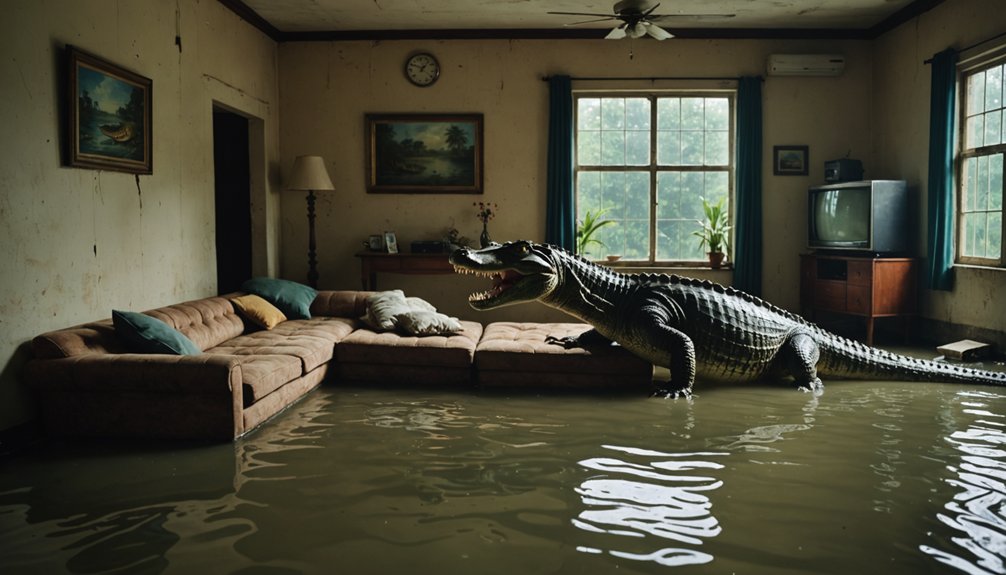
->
xmin=474 ymin=201 xmax=498 ymax=248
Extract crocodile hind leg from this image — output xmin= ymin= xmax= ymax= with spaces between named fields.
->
xmin=782 ymin=332 xmax=824 ymax=393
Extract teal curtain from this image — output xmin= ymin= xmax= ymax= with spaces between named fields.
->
xmin=545 ymin=75 xmax=575 ymax=250
xmin=926 ymin=48 xmax=958 ymax=291
xmin=733 ymin=76 xmax=763 ymax=296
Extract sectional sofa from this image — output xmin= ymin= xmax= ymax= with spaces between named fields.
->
xmin=25 ymin=287 xmax=654 ymax=441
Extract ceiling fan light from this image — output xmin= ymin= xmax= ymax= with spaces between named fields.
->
xmin=628 ymin=22 xmax=647 ymax=38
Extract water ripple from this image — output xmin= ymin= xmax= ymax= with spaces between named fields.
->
xmin=920 ymin=390 xmax=1006 ymax=575
xmin=572 ymin=445 xmax=728 ymax=567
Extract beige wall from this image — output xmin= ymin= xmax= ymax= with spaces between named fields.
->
xmin=0 ymin=0 xmax=280 ymax=430
xmin=278 ymin=38 xmax=874 ymax=323
xmin=874 ymin=0 xmax=1006 ymax=336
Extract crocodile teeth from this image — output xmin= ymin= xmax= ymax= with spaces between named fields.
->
xmin=452 ymin=265 xmax=497 ymax=279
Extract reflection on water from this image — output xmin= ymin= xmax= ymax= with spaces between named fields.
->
xmin=573 ymin=445 xmax=726 ymax=567
xmin=921 ymin=390 xmax=1006 ymax=575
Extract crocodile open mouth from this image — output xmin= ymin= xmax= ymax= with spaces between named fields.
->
xmin=453 ymin=266 xmax=525 ymax=305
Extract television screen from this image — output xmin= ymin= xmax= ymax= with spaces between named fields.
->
xmin=812 ymin=187 xmax=870 ymax=245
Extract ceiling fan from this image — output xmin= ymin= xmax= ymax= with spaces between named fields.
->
xmin=548 ymin=0 xmax=735 ymax=40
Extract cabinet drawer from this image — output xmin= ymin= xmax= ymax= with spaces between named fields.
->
xmin=847 ymin=260 xmax=873 ymax=286
xmin=814 ymin=281 xmax=847 ymax=312
xmin=846 ymin=285 xmax=872 ymax=315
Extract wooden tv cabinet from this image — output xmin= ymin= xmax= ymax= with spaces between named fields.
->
xmin=799 ymin=253 xmax=918 ymax=345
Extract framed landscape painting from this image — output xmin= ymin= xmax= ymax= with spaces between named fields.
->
xmin=773 ymin=145 xmax=808 ymax=176
xmin=366 ymin=113 xmax=483 ymax=194
xmin=66 ymin=45 xmax=152 ymax=174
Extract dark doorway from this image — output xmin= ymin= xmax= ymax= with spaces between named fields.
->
xmin=213 ymin=108 xmax=252 ymax=294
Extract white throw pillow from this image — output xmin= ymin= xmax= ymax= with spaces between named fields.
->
xmin=393 ymin=310 xmax=463 ymax=336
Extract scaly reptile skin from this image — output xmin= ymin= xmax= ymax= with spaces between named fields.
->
xmin=449 ymin=241 xmax=1006 ymax=397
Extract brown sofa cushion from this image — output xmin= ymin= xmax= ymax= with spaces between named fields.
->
xmin=207 ymin=317 xmax=356 ymax=373
xmin=337 ymin=320 xmax=483 ymax=368
xmin=146 ymin=296 xmax=245 ymax=351
xmin=475 ymin=322 xmax=653 ymax=388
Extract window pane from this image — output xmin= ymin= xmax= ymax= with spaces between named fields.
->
xmin=985 ymin=110 xmax=1002 ymax=146
xmin=657 ymin=98 xmax=680 ymax=130
xmin=578 ymin=98 xmax=600 ymax=130
xmin=967 ymin=115 xmax=985 ymax=149
xmin=967 ymin=71 xmax=985 ymax=116
xmin=977 ymin=155 xmax=990 ymax=210
xmin=681 ymin=131 xmax=703 ymax=165
xmin=965 ymin=157 xmax=977 ymax=210
xmin=577 ymin=130 xmax=600 ymax=165
xmin=601 ymin=99 xmax=625 ymax=130
xmin=601 ymin=131 xmax=625 ymax=165
xmin=706 ymin=131 xmax=729 ymax=166
xmin=985 ymin=65 xmax=1003 ymax=112
xmin=625 ymin=98 xmax=651 ymax=130
xmin=705 ymin=98 xmax=729 ymax=131
xmin=577 ymin=172 xmax=601 ymax=216
xmin=991 ymin=154 xmax=1004 ymax=210
xmin=990 ymin=212 xmax=1003 ymax=258
xmin=681 ymin=98 xmax=704 ymax=130
xmin=626 ymin=130 xmax=650 ymax=165
xmin=657 ymin=131 xmax=681 ymax=165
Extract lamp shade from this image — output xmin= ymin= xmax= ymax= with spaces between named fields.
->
xmin=286 ymin=155 xmax=334 ymax=191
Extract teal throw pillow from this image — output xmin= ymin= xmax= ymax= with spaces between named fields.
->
xmin=112 ymin=310 xmax=201 ymax=355
xmin=241 ymin=277 xmax=318 ymax=320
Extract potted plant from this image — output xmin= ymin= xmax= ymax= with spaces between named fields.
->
xmin=692 ymin=197 xmax=732 ymax=269
xmin=576 ymin=208 xmax=616 ymax=258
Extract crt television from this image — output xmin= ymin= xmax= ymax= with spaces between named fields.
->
xmin=808 ymin=180 xmax=910 ymax=254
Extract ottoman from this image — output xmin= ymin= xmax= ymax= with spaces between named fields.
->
xmin=336 ymin=321 xmax=484 ymax=386
xmin=474 ymin=322 xmax=654 ymax=389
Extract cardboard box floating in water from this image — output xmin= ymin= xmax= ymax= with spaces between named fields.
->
xmin=937 ymin=339 xmax=993 ymax=361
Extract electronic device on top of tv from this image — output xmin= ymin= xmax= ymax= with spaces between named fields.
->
xmin=808 ymin=180 xmax=911 ymax=255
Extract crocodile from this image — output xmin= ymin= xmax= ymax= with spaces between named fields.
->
xmin=449 ymin=240 xmax=1006 ymax=397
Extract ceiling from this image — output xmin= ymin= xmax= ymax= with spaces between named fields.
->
xmin=226 ymin=0 xmax=945 ymax=40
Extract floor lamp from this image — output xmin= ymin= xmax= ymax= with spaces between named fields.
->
xmin=286 ymin=155 xmax=335 ymax=288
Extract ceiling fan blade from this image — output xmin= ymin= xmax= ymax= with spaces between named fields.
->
xmin=547 ymin=11 xmax=617 ymax=18
xmin=645 ymin=22 xmax=674 ymax=40
xmin=605 ymin=24 xmax=628 ymax=40
xmin=641 ymin=3 xmax=661 ymax=18
xmin=562 ymin=16 xmax=619 ymax=26
xmin=648 ymin=14 xmax=736 ymax=22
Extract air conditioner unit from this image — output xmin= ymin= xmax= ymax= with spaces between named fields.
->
xmin=767 ymin=54 xmax=846 ymax=76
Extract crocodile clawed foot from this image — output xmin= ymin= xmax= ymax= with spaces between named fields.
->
xmin=545 ymin=335 xmax=580 ymax=349
xmin=796 ymin=378 xmax=824 ymax=395
xmin=650 ymin=387 xmax=693 ymax=400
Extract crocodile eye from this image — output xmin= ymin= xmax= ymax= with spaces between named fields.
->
xmin=518 ymin=242 xmax=530 ymax=254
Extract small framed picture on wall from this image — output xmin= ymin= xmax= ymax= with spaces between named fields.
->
xmin=384 ymin=231 xmax=399 ymax=254
xmin=773 ymin=145 xmax=809 ymax=176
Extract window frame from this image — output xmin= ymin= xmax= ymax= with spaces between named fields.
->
xmin=955 ymin=51 xmax=1006 ymax=268
xmin=573 ymin=89 xmax=736 ymax=267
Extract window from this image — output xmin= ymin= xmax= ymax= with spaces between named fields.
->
xmin=958 ymin=57 xmax=1005 ymax=266
xmin=574 ymin=92 xmax=734 ymax=264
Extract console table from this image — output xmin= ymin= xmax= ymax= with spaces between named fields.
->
xmin=356 ymin=252 xmax=454 ymax=290
xmin=799 ymin=253 xmax=918 ymax=345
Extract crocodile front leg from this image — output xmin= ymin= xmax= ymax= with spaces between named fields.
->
xmin=638 ymin=320 xmax=696 ymax=399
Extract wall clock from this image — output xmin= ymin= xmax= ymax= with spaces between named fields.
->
xmin=405 ymin=52 xmax=440 ymax=87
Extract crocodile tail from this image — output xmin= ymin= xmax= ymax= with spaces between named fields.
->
xmin=816 ymin=333 xmax=1006 ymax=387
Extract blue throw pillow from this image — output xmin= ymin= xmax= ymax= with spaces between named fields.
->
xmin=241 ymin=277 xmax=317 ymax=320
xmin=112 ymin=310 xmax=201 ymax=355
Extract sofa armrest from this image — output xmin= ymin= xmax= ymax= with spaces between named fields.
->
xmin=25 ymin=353 xmax=242 ymax=396
xmin=25 ymin=354 xmax=247 ymax=440
xmin=311 ymin=290 xmax=373 ymax=319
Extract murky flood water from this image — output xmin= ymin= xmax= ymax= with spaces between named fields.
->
xmin=1 ymin=379 xmax=1004 ymax=574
